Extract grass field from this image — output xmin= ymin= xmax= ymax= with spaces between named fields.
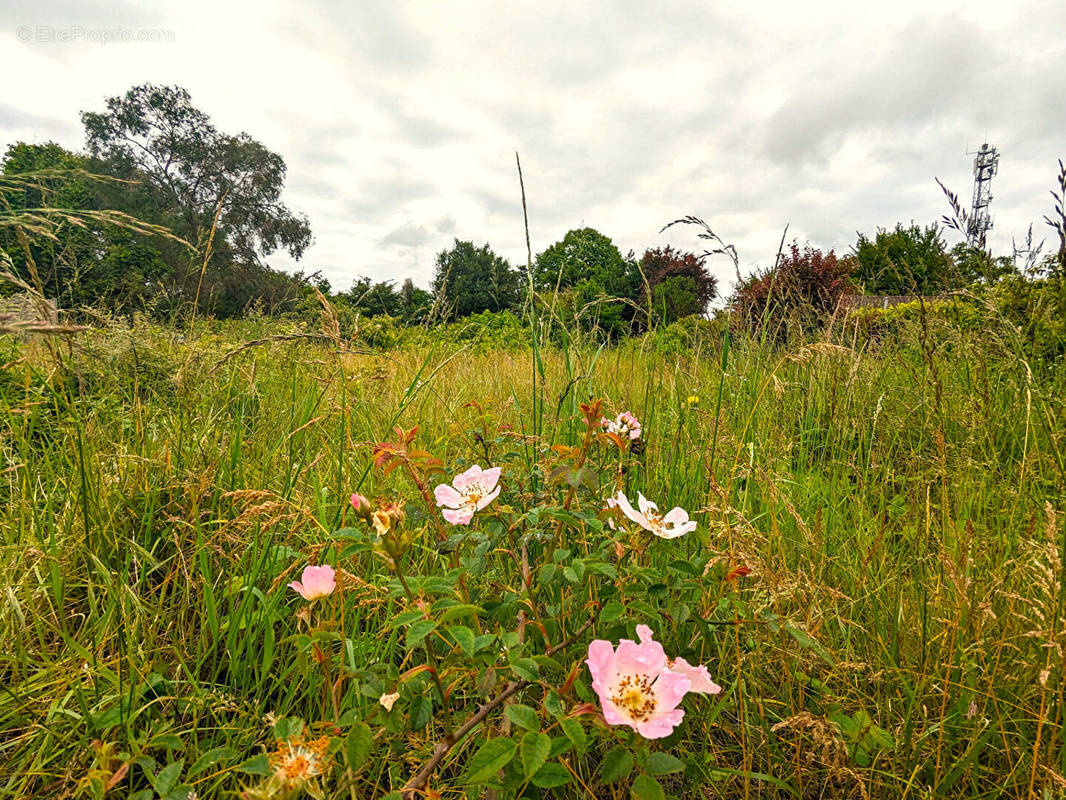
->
xmin=1 ymin=310 xmax=1064 ymax=799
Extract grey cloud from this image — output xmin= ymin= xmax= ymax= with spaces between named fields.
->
xmin=380 ymin=222 xmax=434 ymax=248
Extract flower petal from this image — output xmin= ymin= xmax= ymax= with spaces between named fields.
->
xmin=441 ymin=507 xmax=474 ymax=525
xmin=614 ymin=491 xmax=648 ymax=528
xmin=475 ymin=483 xmax=501 ymax=511
xmin=451 ymin=465 xmax=483 ymax=492
xmin=636 ymin=492 xmax=659 ymax=518
xmin=434 ymin=483 xmax=464 ymax=508
xmin=670 ymin=658 xmax=722 ymax=695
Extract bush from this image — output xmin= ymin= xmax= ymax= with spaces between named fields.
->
xmin=733 ymin=242 xmax=854 ymax=337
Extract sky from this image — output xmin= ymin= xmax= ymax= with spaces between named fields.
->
xmin=2 ymin=0 xmax=1064 ymax=297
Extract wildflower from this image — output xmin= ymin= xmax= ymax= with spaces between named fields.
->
xmin=613 ymin=491 xmax=697 ymax=539
xmin=586 ymin=625 xmax=703 ymax=739
xmin=686 ymin=395 xmax=700 ymax=406
xmin=433 ymin=465 xmax=501 ymax=526
xmin=602 ymin=411 xmax=642 ymax=441
xmin=267 ymin=735 xmax=331 ymax=796
xmin=287 ymin=565 xmax=336 ymax=602
xmin=379 ymin=692 xmax=400 ymax=712
xmin=350 ymin=493 xmax=369 ymax=513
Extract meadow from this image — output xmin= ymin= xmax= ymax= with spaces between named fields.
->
xmin=0 ymin=306 xmax=1063 ymax=799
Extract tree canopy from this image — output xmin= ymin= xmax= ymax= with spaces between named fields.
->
xmin=431 ymin=240 xmax=521 ymax=319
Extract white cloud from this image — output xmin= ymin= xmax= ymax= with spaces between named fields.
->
xmin=2 ymin=0 xmax=1064 ymax=296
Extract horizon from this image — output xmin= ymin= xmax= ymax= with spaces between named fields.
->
xmin=3 ymin=0 xmax=1064 ymax=297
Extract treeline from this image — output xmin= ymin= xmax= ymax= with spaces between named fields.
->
xmin=2 ymin=83 xmax=1064 ymax=345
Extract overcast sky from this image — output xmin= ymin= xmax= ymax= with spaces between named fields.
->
xmin=3 ymin=0 xmax=1064 ymax=295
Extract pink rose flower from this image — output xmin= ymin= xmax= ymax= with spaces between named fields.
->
xmin=350 ymin=493 xmax=369 ymax=512
xmin=602 ymin=411 xmax=642 ymax=440
xmin=613 ymin=490 xmax=697 ymax=539
xmin=433 ymin=465 xmax=501 ymax=526
xmin=586 ymin=625 xmax=693 ymax=739
xmin=287 ymin=564 xmax=336 ymax=602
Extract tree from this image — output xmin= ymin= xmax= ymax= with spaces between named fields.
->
xmin=533 ymin=228 xmax=640 ymax=336
xmin=431 ymin=240 xmax=520 ymax=319
xmin=345 ymin=277 xmax=403 ymax=317
xmin=81 ymin=83 xmax=312 ymax=313
xmin=640 ymin=246 xmax=718 ymax=324
xmin=853 ymin=223 xmax=961 ymax=295
xmin=399 ymin=278 xmax=432 ymax=321
xmin=1 ymin=141 xmax=170 ymax=310
xmin=733 ymin=242 xmax=854 ymax=332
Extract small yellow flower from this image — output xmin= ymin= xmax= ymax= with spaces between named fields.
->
xmin=686 ymin=394 xmax=700 ymax=406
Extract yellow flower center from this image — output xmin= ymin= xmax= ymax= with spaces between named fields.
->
xmin=610 ymin=674 xmax=657 ymax=722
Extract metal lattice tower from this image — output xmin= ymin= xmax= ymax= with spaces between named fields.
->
xmin=968 ymin=142 xmax=998 ymax=248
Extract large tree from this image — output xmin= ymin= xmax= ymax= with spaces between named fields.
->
xmin=431 ymin=240 xmax=520 ymax=319
xmin=81 ymin=83 xmax=312 ymax=312
xmin=533 ymin=227 xmax=640 ymax=336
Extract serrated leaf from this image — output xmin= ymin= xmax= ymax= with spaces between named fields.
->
xmin=532 ymin=761 xmax=571 ymax=788
xmin=510 ymin=657 xmax=539 ymax=681
xmin=439 ymin=604 xmax=483 ymax=623
xmin=463 ymin=738 xmax=517 ymax=784
xmin=520 ymin=732 xmax=551 ymax=779
xmin=388 ymin=609 xmax=425 ymax=629
xmin=559 ymin=717 xmax=587 ymax=752
xmin=346 ymin=723 xmax=374 ymax=770
xmin=504 ymin=703 xmax=540 ymax=731
xmin=446 ymin=625 xmax=476 ymax=656
xmin=405 ymin=619 xmax=437 ymax=650
xmin=600 ymin=600 xmax=625 ymax=622
xmin=600 ymin=746 xmax=633 ymax=783
xmin=645 ymin=751 xmax=685 ymax=775
xmin=631 ymin=774 xmax=666 ymax=800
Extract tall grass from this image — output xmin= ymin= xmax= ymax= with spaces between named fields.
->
xmin=0 ymin=307 xmax=1063 ymax=798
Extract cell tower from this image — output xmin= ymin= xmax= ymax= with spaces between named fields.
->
xmin=968 ymin=142 xmax=998 ymax=248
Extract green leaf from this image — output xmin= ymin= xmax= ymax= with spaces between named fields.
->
xmin=463 ymin=738 xmax=517 ymax=785
xmin=448 ymin=625 xmax=476 ymax=656
xmin=409 ymin=695 xmax=432 ymax=730
xmin=532 ymin=762 xmax=571 ymax=788
xmin=346 ymin=723 xmax=374 ymax=770
xmin=237 ymin=753 xmax=270 ymax=776
xmin=505 ymin=703 xmax=540 ymax=731
xmin=188 ymin=747 xmax=236 ymax=777
xmin=439 ymin=604 xmax=484 ymax=623
xmin=559 ymin=718 xmax=587 ymax=753
xmin=405 ymin=619 xmax=437 ymax=650
xmin=520 ymin=732 xmax=551 ymax=780
xmin=600 ymin=601 xmax=626 ymax=622
xmin=631 ymin=774 xmax=666 ymax=800
xmin=388 ymin=609 xmax=425 ymax=629
xmin=645 ymin=751 xmax=685 ymax=775
xmin=600 ymin=746 xmax=634 ymax=783
xmin=510 ymin=657 xmax=539 ymax=681
xmin=153 ymin=760 xmax=184 ymax=797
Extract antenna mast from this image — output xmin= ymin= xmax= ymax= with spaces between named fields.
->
xmin=968 ymin=142 xmax=998 ymax=248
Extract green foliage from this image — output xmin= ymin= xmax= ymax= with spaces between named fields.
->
xmin=641 ymin=246 xmax=718 ymax=325
xmin=431 ymin=239 xmax=521 ymax=319
xmin=534 ymin=228 xmax=641 ymax=337
xmin=853 ymin=223 xmax=963 ymax=294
